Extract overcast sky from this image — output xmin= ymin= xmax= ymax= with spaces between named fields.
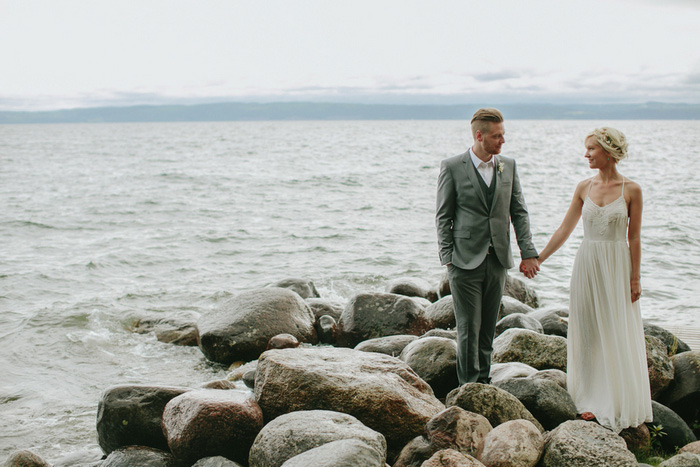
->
xmin=1 ymin=0 xmax=699 ymax=111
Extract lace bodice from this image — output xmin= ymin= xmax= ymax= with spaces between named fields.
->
xmin=581 ymin=180 xmax=628 ymax=242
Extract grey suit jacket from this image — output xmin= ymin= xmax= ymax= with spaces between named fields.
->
xmin=435 ymin=151 xmax=538 ymax=270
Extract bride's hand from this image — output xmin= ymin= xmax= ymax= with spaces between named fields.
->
xmin=631 ymin=279 xmax=642 ymax=303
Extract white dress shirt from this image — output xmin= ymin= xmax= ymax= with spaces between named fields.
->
xmin=469 ymin=148 xmax=495 ymax=187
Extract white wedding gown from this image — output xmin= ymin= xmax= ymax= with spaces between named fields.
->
xmin=567 ymin=178 xmax=653 ymax=432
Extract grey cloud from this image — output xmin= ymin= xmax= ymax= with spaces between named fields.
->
xmin=472 ymin=71 xmax=521 ymax=82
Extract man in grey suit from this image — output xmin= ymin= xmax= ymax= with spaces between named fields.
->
xmin=436 ymin=108 xmax=539 ymax=385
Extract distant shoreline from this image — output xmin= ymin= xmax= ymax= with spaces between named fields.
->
xmin=1 ymin=101 xmax=700 ymax=124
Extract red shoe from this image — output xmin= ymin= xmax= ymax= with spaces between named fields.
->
xmin=580 ymin=412 xmax=596 ymax=421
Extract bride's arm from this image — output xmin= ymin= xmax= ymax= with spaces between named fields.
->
xmin=537 ymin=181 xmax=587 ymax=264
xmin=627 ymin=182 xmax=643 ymax=303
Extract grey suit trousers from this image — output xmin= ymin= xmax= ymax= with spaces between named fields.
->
xmin=448 ymin=253 xmax=507 ymax=384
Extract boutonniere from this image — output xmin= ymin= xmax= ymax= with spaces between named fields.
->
xmin=497 ymin=162 xmax=504 ymax=174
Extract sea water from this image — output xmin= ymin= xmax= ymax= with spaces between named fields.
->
xmin=1 ymin=119 xmax=699 ymax=462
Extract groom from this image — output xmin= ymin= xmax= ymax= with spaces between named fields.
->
xmin=436 ymin=108 xmax=539 ymax=385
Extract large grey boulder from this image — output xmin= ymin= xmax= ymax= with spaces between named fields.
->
xmin=280 ymin=439 xmax=386 ymax=467
xmin=539 ymin=420 xmax=637 ymax=467
xmin=385 ymin=277 xmax=438 ymax=302
xmin=527 ymin=309 xmax=568 ymax=337
xmin=197 ymin=288 xmax=317 ymax=364
xmin=646 ymin=335 xmax=675 ymax=399
xmin=426 ymin=406 xmax=492 ymax=460
xmin=192 ymin=457 xmax=243 ymax=467
xmin=493 ymin=378 xmax=576 ymax=430
xmin=445 ymin=383 xmax=543 ymax=432
xmin=400 ymin=337 xmax=458 ymax=399
xmin=498 ymin=296 xmax=534 ymax=320
xmin=492 ymin=329 xmax=567 ymax=371
xmin=659 ymin=453 xmax=700 ymax=467
xmin=644 ymin=322 xmax=691 ymax=355
xmin=489 ymin=362 xmax=538 ymax=384
xmin=660 ymin=351 xmax=700 ymax=427
xmin=336 ymin=293 xmax=432 ymax=347
xmin=503 ymin=274 xmax=539 ymax=308
xmin=355 ymin=334 xmax=418 ymax=357
xmin=494 ymin=313 xmax=543 ymax=338
xmin=248 ymin=410 xmax=386 ymax=467
xmin=425 ymin=295 xmax=456 ymax=330
xmin=269 ymin=278 xmax=320 ymax=299
xmin=480 ymin=419 xmax=544 ymax=467
xmin=162 ymin=389 xmax=263 ymax=465
xmin=650 ymin=401 xmax=697 ymax=454
xmin=96 ymin=384 xmax=191 ymax=455
xmin=253 ymin=346 xmax=444 ymax=453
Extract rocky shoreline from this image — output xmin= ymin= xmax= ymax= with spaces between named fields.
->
xmin=5 ymin=275 xmax=700 ymax=467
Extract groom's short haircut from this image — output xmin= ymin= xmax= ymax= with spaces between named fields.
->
xmin=471 ymin=108 xmax=504 ymax=138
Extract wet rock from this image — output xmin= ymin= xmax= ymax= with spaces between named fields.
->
xmin=191 ymin=457 xmax=244 ymax=467
xmin=492 ymin=329 xmax=567 ymax=371
xmin=355 ymin=334 xmax=418 ymax=357
xmin=527 ymin=369 xmax=567 ymax=389
xmin=386 ymin=277 xmax=438 ymax=302
xmin=316 ymin=315 xmax=338 ymax=344
xmin=493 ymin=377 xmax=576 ymax=430
xmin=480 ymin=419 xmax=544 ymax=467
xmin=497 ymin=296 xmax=534 ymax=320
xmin=248 ymin=410 xmax=386 ymax=467
xmin=526 ymin=309 xmax=568 ymax=337
xmin=279 ymin=438 xmax=386 ymax=467
xmin=494 ymin=313 xmax=543 ymax=338
xmin=426 ymin=406 xmax=492 ymax=460
xmin=227 ymin=360 xmax=257 ymax=381
xmin=619 ymin=423 xmax=650 ymax=451
xmin=197 ymin=288 xmax=317 ymax=364
xmin=489 ymin=362 xmax=538 ymax=384
xmin=660 ymin=351 xmax=700 ymax=427
xmin=650 ymin=401 xmax=697 ymax=454
xmin=393 ymin=436 xmax=434 ymax=467
xmin=336 ymin=293 xmax=432 ymax=348
xmin=400 ymin=337 xmax=459 ymax=399
xmin=503 ymin=274 xmax=539 ymax=308
xmin=96 ymin=384 xmax=191 ymax=454
xmin=679 ymin=441 xmax=700 ymax=455
xmin=438 ymin=272 xmax=451 ymax=299
xmin=162 ymin=389 xmax=263 ymax=465
xmin=421 ymin=449 xmax=485 ymax=466
xmin=266 ymin=333 xmax=300 ymax=350
xmin=539 ymin=420 xmax=637 ymax=467
xmin=658 ymin=452 xmax=700 ymax=466
xmin=100 ymin=446 xmax=185 ymax=467
xmin=132 ymin=313 xmax=199 ymax=346
xmin=200 ymin=379 xmax=238 ymax=390
xmin=306 ymin=298 xmax=344 ymax=322
xmin=423 ymin=329 xmax=457 ymax=340
xmin=644 ymin=322 xmax=691 ymax=355
xmin=269 ymin=278 xmax=319 ymax=299
xmin=445 ymin=383 xmax=543 ymax=432
xmin=253 ymin=346 xmax=444 ymax=454
xmin=243 ymin=369 xmax=256 ymax=389
xmin=645 ymin=335 xmax=674 ymax=399
xmin=425 ymin=295 xmax=456 ymax=330
xmin=2 ymin=450 xmax=51 ymax=467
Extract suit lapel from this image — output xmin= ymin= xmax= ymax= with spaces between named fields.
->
xmin=490 ymin=155 xmax=501 ymax=211
xmin=461 ymin=151 xmax=488 ymax=208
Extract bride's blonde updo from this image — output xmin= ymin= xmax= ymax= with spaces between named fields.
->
xmin=587 ymin=127 xmax=629 ymax=162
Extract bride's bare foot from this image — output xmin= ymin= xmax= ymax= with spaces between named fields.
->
xmin=580 ymin=412 xmax=596 ymax=421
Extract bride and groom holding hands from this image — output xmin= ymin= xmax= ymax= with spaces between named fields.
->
xmin=435 ymin=108 xmax=652 ymax=433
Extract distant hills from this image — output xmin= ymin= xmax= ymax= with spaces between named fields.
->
xmin=1 ymin=101 xmax=699 ymax=124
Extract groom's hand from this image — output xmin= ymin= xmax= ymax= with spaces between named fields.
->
xmin=519 ymin=257 xmax=540 ymax=279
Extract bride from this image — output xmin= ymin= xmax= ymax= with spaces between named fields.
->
xmin=536 ymin=127 xmax=653 ymax=432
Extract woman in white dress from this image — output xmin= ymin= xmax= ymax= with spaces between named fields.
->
xmin=536 ymin=127 xmax=653 ymax=432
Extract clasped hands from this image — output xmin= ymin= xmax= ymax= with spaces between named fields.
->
xmin=519 ymin=257 xmax=540 ymax=279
